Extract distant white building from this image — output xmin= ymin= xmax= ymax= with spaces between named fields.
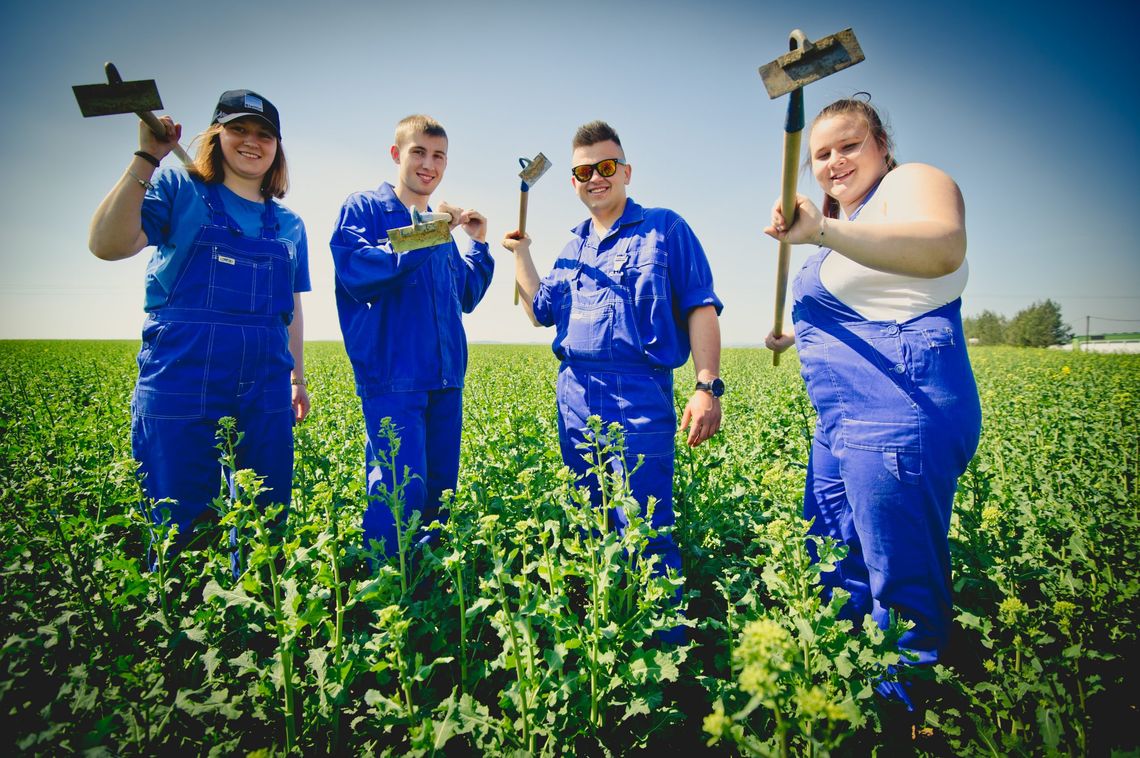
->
xmin=1055 ymin=339 xmax=1140 ymax=354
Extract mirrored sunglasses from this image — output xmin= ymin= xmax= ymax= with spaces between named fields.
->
xmin=570 ymin=158 xmax=626 ymax=183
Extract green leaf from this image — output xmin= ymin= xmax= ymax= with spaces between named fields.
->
xmin=466 ymin=596 xmax=495 ymax=619
xmin=202 ymin=579 xmax=270 ymax=615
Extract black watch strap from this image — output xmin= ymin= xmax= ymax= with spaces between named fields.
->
xmin=695 ymin=377 xmax=725 ymax=397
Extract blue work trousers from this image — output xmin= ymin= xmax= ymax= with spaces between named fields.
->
xmin=132 ymin=351 xmax=293 ymax=550
xmin=361 ymin=388 xmax=462 ymax=556
xmin=794 ymin=255 xmax=981 ymax=663
xmin=557 ymin=363 xmax=684 ymax=643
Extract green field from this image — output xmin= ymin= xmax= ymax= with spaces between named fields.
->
xmin=1 ymin=341 xmax=1137 ymax=755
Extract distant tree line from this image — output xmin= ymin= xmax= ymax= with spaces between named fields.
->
xmin=963 ymin=299 xmax=1074 ymax=347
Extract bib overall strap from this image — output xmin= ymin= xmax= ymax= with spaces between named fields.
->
xmin=259 ymin=198 xmax=280 ymax=240
xmin=201 ymin=183 xmax=239 ymax=232
xmin=847 ymin=178 xmax=882 ymax=221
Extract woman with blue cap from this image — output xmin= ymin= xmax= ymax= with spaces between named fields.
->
xmin=89 ymin=89 xmax=311 ymax=556
xmin=764 ymin=95 xmax=981 ymax=699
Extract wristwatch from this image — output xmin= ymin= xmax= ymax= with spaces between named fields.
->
xmin=695 ymin=377 xmax=726 ymax=398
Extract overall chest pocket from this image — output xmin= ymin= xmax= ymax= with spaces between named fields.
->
xmin=623 ymin=245 xmax=669 ymax=304
xmin=561 ymin=285 xmax=614 ymax=361
xmin=207 ymin=245 xmax=275 ymax=315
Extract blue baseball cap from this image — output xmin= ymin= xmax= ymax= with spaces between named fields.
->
xmin=212 ymin=89 xmax=281 ymax=138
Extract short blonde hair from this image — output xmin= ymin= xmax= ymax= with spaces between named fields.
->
xmin=394 ymin=114 xmax=447 ymax=147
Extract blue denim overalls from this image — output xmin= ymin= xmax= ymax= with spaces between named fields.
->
xmin=791 ymin=206 xmax=981 ymax=665
xmin=555 ymin=230 xmax=683 ymax=589
xmin=132 ymin=183 xmax=296 ymax=551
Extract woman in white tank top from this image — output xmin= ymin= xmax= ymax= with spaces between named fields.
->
xmin=761 ymin=95 xmax=982 ymax=709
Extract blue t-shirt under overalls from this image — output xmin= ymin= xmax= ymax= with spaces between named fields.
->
xmin=132 ymin=172 xmax=306 ymax=547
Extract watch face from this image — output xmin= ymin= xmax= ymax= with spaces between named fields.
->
xmin=698 ymin=378 xmax=726 ymax=397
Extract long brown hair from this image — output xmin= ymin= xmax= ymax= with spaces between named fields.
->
xmin=808 ymin=95 xmax=897 ymax=218
xmin=188 ymin=122 xmax=290 ymax=199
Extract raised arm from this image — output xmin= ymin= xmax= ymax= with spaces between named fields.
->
xmin=501 ymin=232 xmax=544 ymax=327
xmin=89 ymin=116 xmax=182 ymax=260
xmin=765 ymin=163 xmax=966 ymax=278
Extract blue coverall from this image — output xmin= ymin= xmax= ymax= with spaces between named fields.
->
xmin=791 ymin=208 xmax=981 ymax=665
xmin=533 ymin=199 xmax=722 ymax=637
xmin=133 ymin=181 xmax=300 ymax=551
xmin=331 ymin=182 xmax=494 ymax=556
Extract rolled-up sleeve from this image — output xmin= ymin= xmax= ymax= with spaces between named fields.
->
xmin=531 ymin=276 xmax=558 ymax=327
xmin=667 ymin=216 xmax=723 ymax=316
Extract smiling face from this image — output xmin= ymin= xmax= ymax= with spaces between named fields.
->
xmin=218 ymin=118 xmax=278 ymax=183
xmin=809 ymin=113 xmax=890 ymax=216
xmin=571 ymin=139 xmax=630 ymax=227
xmin=391 ymin=132 xmax=448 ymax=203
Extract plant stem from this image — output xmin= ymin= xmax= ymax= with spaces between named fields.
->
xmin=265 ymin=528 xmax=296 ymax=752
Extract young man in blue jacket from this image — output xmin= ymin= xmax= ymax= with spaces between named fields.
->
xmin=331 ymin=114 xmax=493 ymax=558
xmin=502 ymin=121 xmax=723 ymax=642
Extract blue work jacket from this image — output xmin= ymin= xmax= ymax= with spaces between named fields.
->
xmin=331 ymin=182 xmax=494 ymax=396
xmin=532 ymin=198 xmax=722 ymax=371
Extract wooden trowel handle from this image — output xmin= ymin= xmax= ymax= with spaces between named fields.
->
xmin=515 ymin=189 xmax=529 ymax=305
xmin=772 ymin=126 xmax=802 ymax=367
xmin=136 ymin=110 xmax=193 ymax=166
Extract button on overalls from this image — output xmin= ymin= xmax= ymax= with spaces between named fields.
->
xmin=131 ymin=183 xmax=296 ymax=551
xmin=790 ymin=207 xmax=981 ymax=663
xmin=555 ymin=231 xmax=684 ymax=615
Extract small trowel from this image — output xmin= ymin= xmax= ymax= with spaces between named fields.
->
xmin=387 ymin=207 xmax=453 ymax=253
xmin=72 ymin=62 xmax=192 ymax=166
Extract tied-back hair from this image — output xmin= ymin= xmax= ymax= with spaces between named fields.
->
xmin=810 ymin=94 xmax=897 ymax=218
xmin=572 ymin=120 xmax=623 ymax=152
xmin=395 ymin=114 xmax=447 ymax=147
xmin=188 ymin=123 xmax=290 ymax=199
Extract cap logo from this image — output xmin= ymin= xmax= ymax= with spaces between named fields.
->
xmin=243 ymin=94 xmax=264 ymax=113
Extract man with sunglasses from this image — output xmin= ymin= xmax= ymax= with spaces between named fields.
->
xmin=502 ymin=120 xmax=723 ymax=643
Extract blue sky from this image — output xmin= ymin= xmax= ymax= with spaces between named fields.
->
xmin=1 ymin=0 xmax=1137 ymax=344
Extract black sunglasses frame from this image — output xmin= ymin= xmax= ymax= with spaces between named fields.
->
xmin=570 ymin=158 xmax=627 ymax=182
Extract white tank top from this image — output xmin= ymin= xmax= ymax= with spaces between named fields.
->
xmin=819 ymin=251 xmax=968 ymax=322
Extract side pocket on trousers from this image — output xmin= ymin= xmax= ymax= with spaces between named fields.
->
xmin=882 ymin=449 xmax=923 ymax=485
xmin=841 ymin=417 xmax=923 ymax=485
